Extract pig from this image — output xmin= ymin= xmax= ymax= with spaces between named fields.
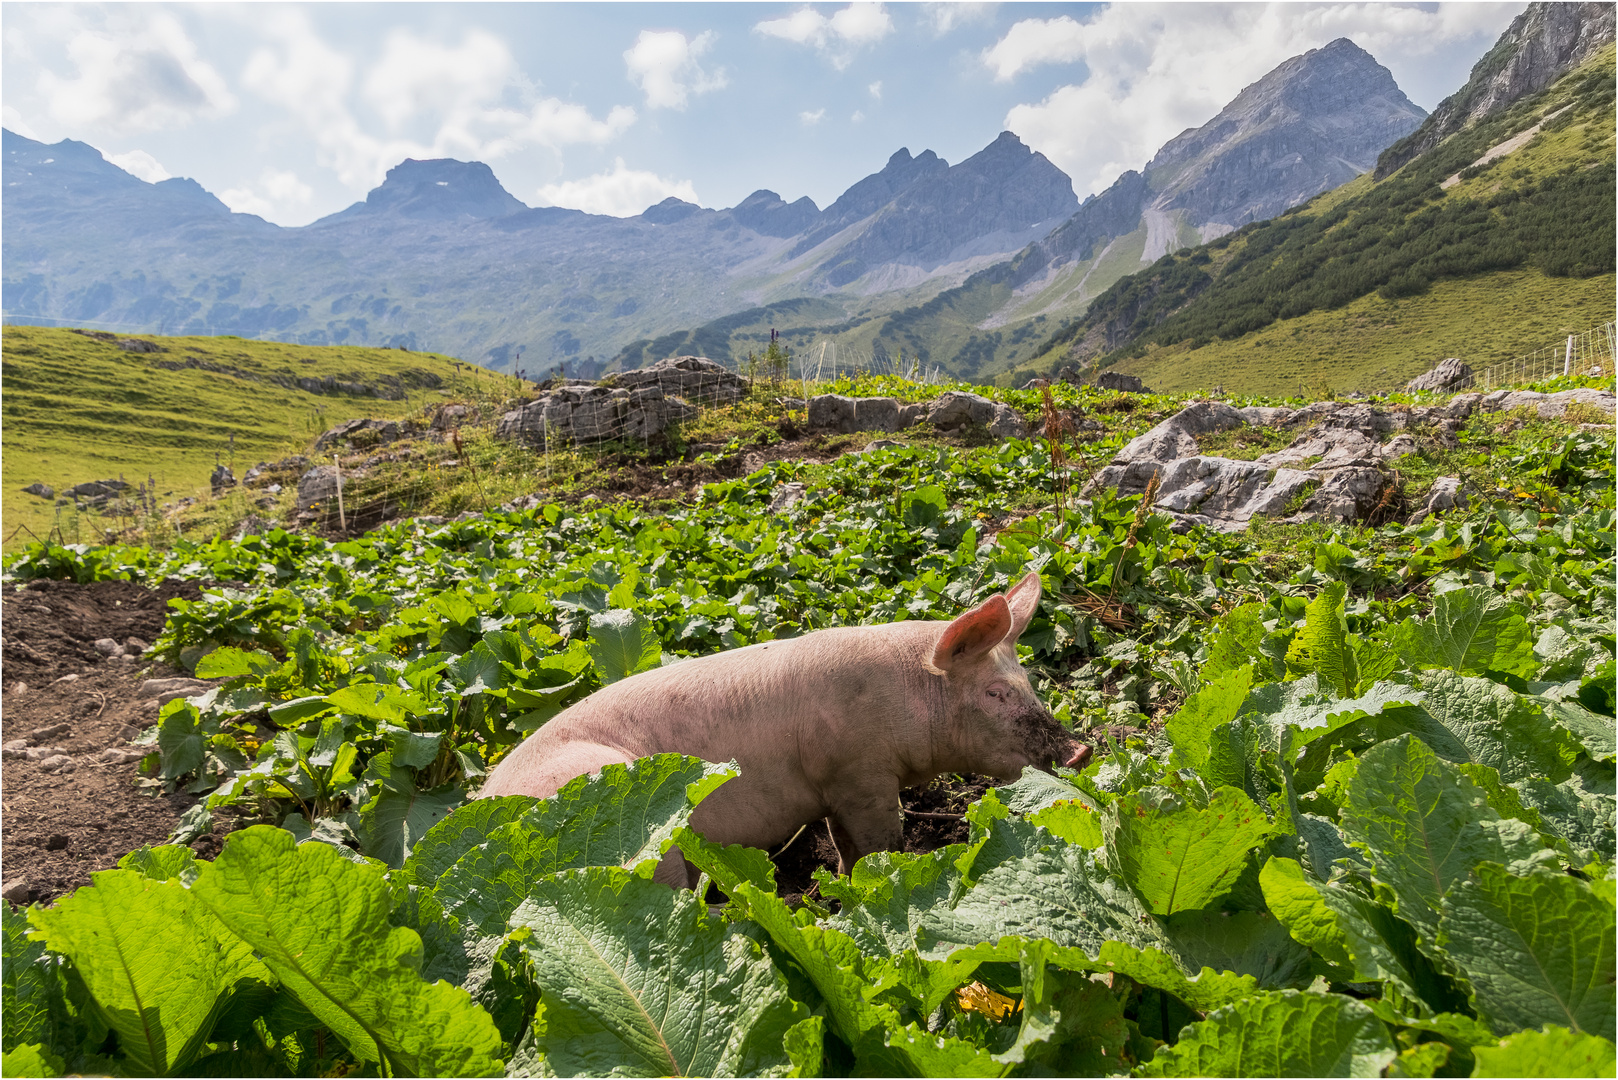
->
xmin=478 ymin=572 xmax=1090 ymax=887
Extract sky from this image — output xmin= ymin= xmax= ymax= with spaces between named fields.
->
xmin=2 ymin=2 xmax=1525 ymax=227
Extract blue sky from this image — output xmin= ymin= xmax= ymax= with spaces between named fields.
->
xmin=3 ymin=2 xmax=1523 ymax=226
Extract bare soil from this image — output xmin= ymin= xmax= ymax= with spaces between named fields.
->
xmin=1 ymin=578 xmax=214 ymax=905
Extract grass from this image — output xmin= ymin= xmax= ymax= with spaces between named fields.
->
xmin=0 ymin=326 xmax=497 ymax=550
xmin=1100 ymin=268 xmax=1615 ymax=396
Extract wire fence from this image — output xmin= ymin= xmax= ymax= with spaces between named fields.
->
xmin=1474 ymin=321 xmax=1616 ymax=391
xmin=799 ymin=340 xmax=950 ymax=385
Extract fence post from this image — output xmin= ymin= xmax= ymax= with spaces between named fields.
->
xmin=1565 ymin=335 xmax=1574 ymax=376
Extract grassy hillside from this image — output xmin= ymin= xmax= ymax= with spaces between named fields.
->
xmin=1030 ymin=43 xmax=1617 ymax=391
xmin=0 ymin=326 xmax=481 ymax=549
xmin=1101 ymin=268 xmax=1615 ymax=395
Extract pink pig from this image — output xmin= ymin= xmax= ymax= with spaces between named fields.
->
xmin=479 ymin=572 xmax=1090 ymax=886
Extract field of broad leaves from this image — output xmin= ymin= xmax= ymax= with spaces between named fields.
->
xmin=1 ymin=381 xmax=1613 ymax=1078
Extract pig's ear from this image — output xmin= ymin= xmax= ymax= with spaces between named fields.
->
xmin=928 ymin=595 xmax=1013 ymax=673
xmin=1004 ymin=572 xmax=1043 ymax=641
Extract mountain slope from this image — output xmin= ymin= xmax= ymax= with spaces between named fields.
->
xmin=1 ymin=129 xmax=1074 ymax=374
xmin=1375 ymin=0 xmax=1616 ymax=178
xmin=627 ymin=38 xmax=1428 ymax=381
xmin=1033 ymin=38 xmax=1616 ymax=393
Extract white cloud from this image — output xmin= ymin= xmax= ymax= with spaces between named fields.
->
xmin=1000 ymin=2 xmax=1520 ymax=199
xmin=241 ymin=14 xmax=636 ymax=195
xmin=106 ymin=149 xmax=171 ymax=184
xmin=851 ymin=109 xmax=865 ymax=123
xmin=868 ymin=80 xmax=882 ymax=99
xmin=534 ymin=158 xmax=700 ymax=217
xmin=624 ymin=29 xmax=727 ymax=110
xmin=922 ymin=2 xmax=995 ymax=35
xmin=800 ymin=108 xmax=827 ymax=126
xmin=36 ymin=11 xmax=235 ymax=134
xmin=754 ymin=3 xmax=893 ymax=69
xmin=218 ymin=169 xmax=315 ymax=221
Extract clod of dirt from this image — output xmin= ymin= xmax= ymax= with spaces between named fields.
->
xmin=1 ymin=880 xmax=30 ymax=904
xmin=45 ymin=835 xmax=70 ymax=851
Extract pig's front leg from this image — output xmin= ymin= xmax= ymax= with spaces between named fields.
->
xmin=825 ymin=781 xmax=903 ymax=875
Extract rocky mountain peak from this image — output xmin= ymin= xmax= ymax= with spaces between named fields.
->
xmin=1375 ymin=1 xmax=1616 ymax=178
xmin=329 ymin=157 xmax=529 ymax=223
xmin=728 ymin=189 xmax=821 ymax=238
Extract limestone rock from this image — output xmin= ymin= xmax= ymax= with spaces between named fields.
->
xmin=926 ymin=391 xmax=1028 ymax=438
xmin=1096 ymin=371 xmax=1147 ymax=393
xmin=613 ymin=356 xmax=746 ymax=406
xmin=496 ymin=384 xmax=697 ymax=447
xmin=1407 ymin=358 xmax=1474 ymax=392
xmin=314 ymin=418 xmax=404 ymax=451
xmin=21 ymin=482 xmax=53 ymax=499
xmin=1112 ymin=401 xmax=1247 ymax=465
xmin=1408 ymin=476 xmax=1468 ymax=525
xmin=807 ymin=394 xmax=856 ymax=432
xmin=210 ymin=464 xmax=236 ymax=493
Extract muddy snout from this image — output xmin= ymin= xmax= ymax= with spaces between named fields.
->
xmin=1013 ymin=707 xmax=1092 ymax=772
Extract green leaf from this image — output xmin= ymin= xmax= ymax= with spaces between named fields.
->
xmin=1203 ymin=603 xmax=1267 ymax=683
xmin=397 ymin=795 xmax=536 ymax=888
xmin=587 ymin=609 xmax=662 ymax=685
xmin=445 ymin=641 xmax=504 ymax=696
xmin=27 ymin=871 xmax=249 ymax=1076
xmin=1285 ymin=582 xmax=1357 ymax=696
xmin=1166 ymin=666 xmax=1252 ymax=771
xmin=117 ymin=844 xmax=200 ymax=884
xmin=1 ymin=1045 xmax=63 ymax=1078
xmin=193 ymin=826 xmax=504 ymax=1077
xmin=819 ymin=847 xmax=963 ymax=960
xmin=327 ymin=683 xmax=431 ymax=722
xmin=194 ymin=646 xmax=279 ymax=679
xmin=2 ymin=906 xmax=78 ymax=1059
xmin=672 ymin=826 xmax=779 ymax=895
xmin=1342 ymin=735 xmax=1554 ymax=945
xmin=1106 ymin=785 xmax=1275 ymax=915
xmin=1515 ymin=770 xmax=1617 ymax=863
xmin=1260 ymin=857 xmax=1465 ymax=1014
xmin=1471 ymin=1025 xmax=1617 ymax=1078
xmin=157 ymin=700 xmax=206 ymax=781
xmin=1542 ymin=696 xmax=1617 ymax=761
xmin=1161 ymin=907 xmax=1316 ymax=991
xmin=432 ymin=756 xmax=732 ymax=938
xmin=1440 ymin=863 xmax=1616 ymax=1040
xmin=1142 ymin=990 xmax=1396 ymax=1077
xmin=510 ymin=867 xmax=805 ymax=1078
xmin=1395 ymin=585 xmax=1536 ymax=678
xmin=991 ymin=767 xmax=1094 ymax=815
xmin=359 ymin=772 xmax=463 ymax=870
xmin=1401 ymin=671 xmax=1582 ymax=785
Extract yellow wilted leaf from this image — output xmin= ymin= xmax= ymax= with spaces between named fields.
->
xmin=956 ymin=981 xmax=1021 ymax=1020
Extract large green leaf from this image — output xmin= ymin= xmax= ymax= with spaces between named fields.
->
xmin=1471 ymin=1025 xmax=1617 ymax=1078
xmin=1161 ymin=907 xmax=1316 ymax=991
xmin=1394 ymin=585 xmax=1536 ymax=678
xmin=1439 ymin=863 xmax=1616 ymax=1040
xmin=1166 ymin=666 xmax=1251 ymax=771
xmin=397 ymin=794 xmax=536 ymax=888
xmin=509 ymin=867 xmax=805 ymax=1078
xmin=1515 ymin=770 xmax=1618 ymax=863
xmin=193 ymin=826 xmax=504 ymax=1077
xmin=358 ymin=768 xmax=463 ymax=870
xmin=1396 ymin=671 xmax=1582 ymax=785
xmin=1106 ymin=785 xmax=1275 ymax=914
xmin=587 ymin=609 xmax=662 ymax=684
xmin=2 ymin=905 xmax=82 ymax=1061
xmin=819 ymin=847 xmax=964 ymax=958
xmin=1260 ymin=857 xmax=1465 ymax=1015
xmin=1340 ymin=735 xmax=1551 ymax=945
xmin=1142 ymin=990 xmax=1396 ymax=1077
xmin=431 ymin=755 xmax=733 ymax=939
xmin=995 ymin=948 xmax=1128 ymax=1073
xmin=28 ymin=871 xmax=254 ymax=1076
xmin=1202 ymin=603 xmax=1267 ymax=683
xmin=1284 ymin=582 xmax=1357 ymax=696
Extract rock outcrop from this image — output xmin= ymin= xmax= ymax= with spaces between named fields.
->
xmin=1087 ymin=389 xmax=1614 ymax=532
xmin=314 ymin=418 xmax=407 ymax=451
xmin=610 ymin=356 xmax=747 ymax=407
xmin=1375 ymin=2 xmax=1616 ymax=178
xmin=1407 ymin=358 xmax=1474 ymax=393
xmin=805 ymin=390 xmax=1028 ymax=439
xmin=495 ymin=384 xmax=698 ymax=447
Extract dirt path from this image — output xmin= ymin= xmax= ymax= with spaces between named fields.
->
xmin=1 ymin=579 xmax=211 ymax=905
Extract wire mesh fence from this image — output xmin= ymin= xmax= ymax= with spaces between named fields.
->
xmin=1475 ymin=322 xmax=1616 ymax=391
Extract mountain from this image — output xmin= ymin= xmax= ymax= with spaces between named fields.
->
xmin=1375 ymin=1 xmax=1616 ymax=178
xmin=1 ymin=129 xmax=1075 ymax=373
xmin=619 ymin=37 xmax=1429 ymax=380
xmin=1029 ymin=32 xmax=1616 ymax=395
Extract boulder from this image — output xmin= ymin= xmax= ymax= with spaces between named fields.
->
xmin=613 ymin=356 xmax=747 ymax=406
xmin=1407 ymin=476 xmax=1468 ymax=525
xmin=495 ymin=384 xmax=698 ymax=447
xmin=926 ymin=391 xmax=1027 ymax=438
xmin=210 ymin=464 xmax=236 ymax=493
xmin=1407 ymin=358 xmax=1473 ymax=393
xmin=314 ymin=418 xmax=404 ymax=451
xmin=296 ymin=465 xmax=360 ymax=510
xmin=21 ymin=483 xmax=53 ymax=500
xmin=1479 ymin=388 xmax=1615 ymax=419
xmin=116 ymin=338 xmax=162 ymax=353
xmin=1096 ymin=371 xmax=1147 ymax=393
xmin=1111 ymin=401 xmax=1247 ymax=465
xmin=807 ymin=394 xmax=857 ymax=432
xmin=433 ymin=404 xmax=474 ymax=430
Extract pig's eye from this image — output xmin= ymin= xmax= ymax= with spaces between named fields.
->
xmin=986 ymin=684 xmax=1005 ymax=700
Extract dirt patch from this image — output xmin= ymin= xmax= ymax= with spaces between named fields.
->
xmin=1 ymin=578 xmax=214 ymax=906
xmin=769 ymin=773 xmax=994 ymax=906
